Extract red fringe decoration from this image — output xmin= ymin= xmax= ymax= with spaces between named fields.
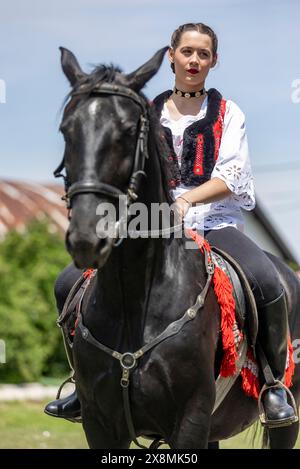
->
xmin=83 ymin=268 xmax=95 ymax=279
xmin=186 ymin=229 xmax=297 ymax=399
xmin=186 ymin=229 xmax=238 ymax=376
xmin=240 ymin=349 xmax=260 ymax=399
xmin=213 ymin=265 xmax=238 ymax=376
xmin=285 ymin=335 xmax=295 ymax=388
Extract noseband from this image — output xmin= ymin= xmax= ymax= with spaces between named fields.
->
xmin=54 ymin=83 xmax=150 ymax=244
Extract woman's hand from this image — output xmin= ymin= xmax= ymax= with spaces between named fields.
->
xmin=174 ymin=196 xmax=191 ymax=221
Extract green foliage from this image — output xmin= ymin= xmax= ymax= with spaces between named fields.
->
xmin=0 ymin=220 xmax=71 ymax=383
xmin=288 ymin=261 xmax=300 ymax=272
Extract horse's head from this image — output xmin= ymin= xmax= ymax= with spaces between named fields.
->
xmin=57 ymin=46 xmax=168 ymax=269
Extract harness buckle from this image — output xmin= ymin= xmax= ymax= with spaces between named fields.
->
xmin=206 ymin=261 xmax=215 ymax=276
xmin=119 ymin=353 xmax=137 ymax=388
xmin=120 ymin=368 xmax=130 ymax=388
xmin=120 ymin=352 xmax=137 ymax=370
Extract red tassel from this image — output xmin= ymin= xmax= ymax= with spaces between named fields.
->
xmin=186 ymin=229 xmax=237 ymax=376
xmin=185 ymin=229 xmax=297 ymax=399
xmin=83 ymin=268 xmax=95 ymax=279
xmin=213 ymin=265 xmax=237 ymax=377
xmin=240 ymin=348 xmax=260 ymax=399
xmin=186 ymin=229 xmax=210 ymax=254
xmin=285 ymin=335 xmax=295 ymax=388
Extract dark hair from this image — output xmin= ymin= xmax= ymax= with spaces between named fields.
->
xmin=170 ymin=22 xmax=218 ymax=73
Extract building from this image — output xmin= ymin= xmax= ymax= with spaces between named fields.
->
xmin=0 ymin=179 xmax=299 ymax=269
xmin=0 ymin=180 xmax=67 ymax=238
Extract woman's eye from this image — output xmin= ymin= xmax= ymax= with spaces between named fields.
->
xmin=181 ymin=49 xmax=209 ymax=58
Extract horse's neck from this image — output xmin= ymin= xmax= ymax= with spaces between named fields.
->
xmin=88 ymin=133 xmax=193 ymax=351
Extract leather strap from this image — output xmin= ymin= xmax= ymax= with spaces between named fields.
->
xmin=212 ymin=338 xmax=248 ymax=414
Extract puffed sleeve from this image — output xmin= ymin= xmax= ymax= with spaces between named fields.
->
xmin=211 ymin=100 xmax=255 ymax=211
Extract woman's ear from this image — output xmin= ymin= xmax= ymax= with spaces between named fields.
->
xmin=211 ymin=53 xmax=218 ymax=69
xmin=168 ymin=47 xmax=175 ymax=64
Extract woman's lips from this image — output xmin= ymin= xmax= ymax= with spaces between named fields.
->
xmin=187 ymin=69 xmax=199 ymax=75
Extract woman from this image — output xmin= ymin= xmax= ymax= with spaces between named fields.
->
xmin=45 ymin=22 xmax=296 ymax=428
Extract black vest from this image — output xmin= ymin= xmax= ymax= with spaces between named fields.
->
xmin=153 ymin=88 xmax=224 ymax=188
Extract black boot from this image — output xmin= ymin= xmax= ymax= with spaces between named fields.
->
xmin=44 ymin=332 xmax=82 ymax=422
xmin=44 ymin=389 xmax=81 ymax=422
xmin=257 ymin=289 xmax=298 ymax=428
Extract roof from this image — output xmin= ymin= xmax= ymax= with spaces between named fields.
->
xmin=0 ymin=180 xmax=68 ymax=238
xmin=0 ymin=179 xmax=299 ymax=268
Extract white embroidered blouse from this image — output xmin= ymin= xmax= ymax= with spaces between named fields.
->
xmin=160 ymin=95 xmax=256 ymax=232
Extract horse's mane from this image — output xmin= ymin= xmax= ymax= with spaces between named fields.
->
xmin=63 ymin=63 xmax=173 ymax=205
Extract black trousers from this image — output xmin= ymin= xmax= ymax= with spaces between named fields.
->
xmin=205 ymin=226 xmax=283 ymax=308
xmin=54 ymin=263 xmax=82 ymax=313
xmin=55 ymin=227 xmax=283 ymax=312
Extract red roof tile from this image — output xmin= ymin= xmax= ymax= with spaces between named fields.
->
xmin=0 ymin=180 xmax=68 ymax=238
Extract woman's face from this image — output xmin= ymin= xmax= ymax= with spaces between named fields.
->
xmin=169 ymin=30 xmax=217 ymax=90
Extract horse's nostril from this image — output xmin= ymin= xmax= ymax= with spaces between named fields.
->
xmin=65 ymin=231 xmax=72 ymax=253
xmin=67 ymin=231 xmax=96 ymax=254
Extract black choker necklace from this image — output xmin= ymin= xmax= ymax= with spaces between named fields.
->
xmin=173 ymin=87 xmax=206 ymax=98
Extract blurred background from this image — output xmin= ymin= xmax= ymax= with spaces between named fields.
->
xmin=0 ymin=0 xmax=299 ymax=448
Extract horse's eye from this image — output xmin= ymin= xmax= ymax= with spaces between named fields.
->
xmin=60 ymin=126 xmax=68 ymax=137
xmin=60 ymin=125 xmax=73 ymax=143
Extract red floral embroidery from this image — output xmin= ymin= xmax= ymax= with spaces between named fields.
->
xmin=193 ymin=99 xmax=226 ymax=176
xmin=194 ymin=133 xmax=204 ymax=175
xmin=213 ymin=99 xmax=226 ymax=161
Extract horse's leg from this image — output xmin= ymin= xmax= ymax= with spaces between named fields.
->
xmin=169 ymin=391 xmax=214 ymax=449
xmin=208 ymin=441 xmax=219 ymax=449
xmin=267 ymin=421 xmax=299 ymax=449
xmin=82 ymin=406 xmax=131 ymax=449
xmin=170 ymin=409 xmax=212 ymax=449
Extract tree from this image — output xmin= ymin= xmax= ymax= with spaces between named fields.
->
xmin=0 ymin=220 xmax=71 ymax=382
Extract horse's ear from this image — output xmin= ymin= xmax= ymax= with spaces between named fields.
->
xmin=59 ymin=47 xmax=86 ymax=87
xmin=125 ymin=46 xmax=168 ymax=92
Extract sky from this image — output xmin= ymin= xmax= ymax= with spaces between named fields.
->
xmin=0 ymin=0 xmax=300 ymax=260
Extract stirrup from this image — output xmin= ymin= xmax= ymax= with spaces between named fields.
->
xmin=258 ymin=380 xmax=299 ymax=428
xmin=56 ymin=374 xmax=75 ymax=400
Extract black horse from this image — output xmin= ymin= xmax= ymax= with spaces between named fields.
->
xmin=57 ymin=46 xmax=300 ymax=449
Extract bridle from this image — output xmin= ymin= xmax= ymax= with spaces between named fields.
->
xmin=54 ymin=82 xmax=151 ymax=245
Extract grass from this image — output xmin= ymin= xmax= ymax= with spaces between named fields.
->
xmin=0 ymin=401 xmax=88 ymax=449
xmin=0 ymin=400 xmax=299 ymax=449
